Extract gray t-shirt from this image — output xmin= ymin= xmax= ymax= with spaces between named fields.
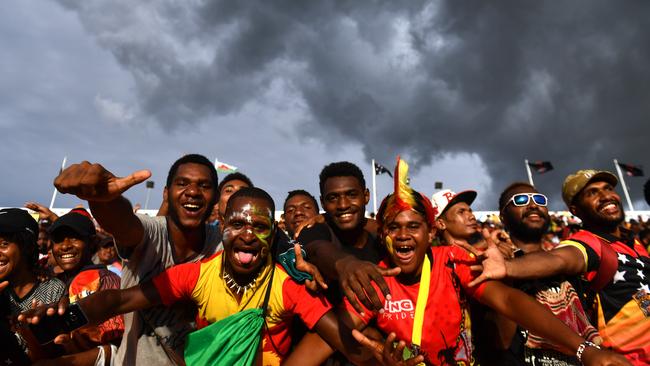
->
xmin=114 ymin=214 xmax=222 ymax=365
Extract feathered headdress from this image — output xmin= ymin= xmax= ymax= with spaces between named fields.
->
xmin=394 ymin=156 xmax=417 ymax=213
xmin=377 ymin=156 xmax=438 ymax=228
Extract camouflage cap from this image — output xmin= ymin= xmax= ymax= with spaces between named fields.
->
xmin=562 ymin=169 xmax=618 ymax=207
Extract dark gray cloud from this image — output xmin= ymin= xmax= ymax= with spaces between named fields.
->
xmin=4 ymin=0 xmax=650 ymax=211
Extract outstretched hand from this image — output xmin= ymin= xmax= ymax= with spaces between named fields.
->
xmin=452 ymin=229 xmax=509 ymax=287
xmin=54 ymin=161 xmax=151 ymax=202
xmin=352 ymin=330 xmax=425 ymax=366
xmin=337 ymin=256 xmax=400 ymax=315
xmin=24 ymin=202 xmax=59 ymax=223
xmin=293 ymin=244 xmax=328 ymax=292
xmin=18 ymin=296 xmax=69 ymax=326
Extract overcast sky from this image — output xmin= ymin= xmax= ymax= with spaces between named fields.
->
xmin=2 ymin=0 xmax=649 ymax=213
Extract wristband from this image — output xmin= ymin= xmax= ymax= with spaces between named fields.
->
xmin=576 ymin=341 xmax=600 ymax=363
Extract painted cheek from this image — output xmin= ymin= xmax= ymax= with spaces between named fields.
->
xmin=254 ymin=228 xmax=272 ymax=247
xmin=385 ymin=236 xmax=394 ymax=255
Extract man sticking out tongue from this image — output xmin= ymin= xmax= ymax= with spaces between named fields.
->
xmin=20 ymin=187 xmax=349 ymax=366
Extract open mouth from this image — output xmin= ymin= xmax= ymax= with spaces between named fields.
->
xmin=0 ymin=258 xmax=9 ymax=275
xmin=232 ymin=247 xmax=261 ymax=266
xmin=598 ymin=201 xmax=619 ymax=215
xmin=57 ymin=253 xmax=80 ymax=264
xmin=181 ymin=202 xmax=204 ymax=216
xmin=393 ymin=244 xmax=416 ymax=264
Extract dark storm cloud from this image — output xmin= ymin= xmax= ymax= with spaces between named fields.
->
xmin=58 ymin=0 xmax=650 ymax=209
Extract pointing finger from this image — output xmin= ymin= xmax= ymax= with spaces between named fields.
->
xmin=113 ymin=170 xmax=151 ymax=194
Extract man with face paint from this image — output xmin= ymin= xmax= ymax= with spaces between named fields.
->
xmin=471 ymin=170 xmax=650 ymax=365
xmin=52 ymin=154 xmax=222 ymax=365
xmin=22 ymin=188 xmax=337 ymax=366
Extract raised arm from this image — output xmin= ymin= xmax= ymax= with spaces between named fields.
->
xmin=53 ymin=161 xmax=151 ymax=247
xmin=467 ymin=244 xmax=586 ymax=287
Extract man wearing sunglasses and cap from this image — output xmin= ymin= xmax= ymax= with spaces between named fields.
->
xmin=471 ymin=170 xmax=650 ymax=365
xmin=477 ymin=182 xmax=602 ymax=365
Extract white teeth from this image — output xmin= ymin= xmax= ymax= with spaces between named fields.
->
xmin=339 ymin=213 xmax=352 ymax=218
xmin=61 ymin=254 xmax=75 ymax=259
xmin=601 ymin=203 xmax=616 ymax=211
xmin=183 ymin=204 xmax=200 ymax=209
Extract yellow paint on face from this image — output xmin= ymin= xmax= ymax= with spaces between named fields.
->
xmin=225 ymin=203 xmax=274 ymax=248
xmin=385 ymin=235 xmax=394 ymax=255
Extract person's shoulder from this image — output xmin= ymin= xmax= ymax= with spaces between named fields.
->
xmin=198 ymin=250 xmax=223 ymax=267
xmin=135 ymin=213 xmax=167 ymax=237
xmin=274 ymin=262 xmax=294 ymax=283
xmin=136 ymin=212 xmax=165 ymax=224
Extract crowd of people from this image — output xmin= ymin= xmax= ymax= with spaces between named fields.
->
xmin=1 ymin=153 xmax=649 ymax=366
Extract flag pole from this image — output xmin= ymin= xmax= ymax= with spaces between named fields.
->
xmin=49 ymin=156 xmax=67 ymax=210
xmin=144 ymin=187 xmax=152 ymax=210
xmin=524 ymin=159 xmax=535 ymax=187
xmin=371 ymin=159 xmax=377 ymax=215
xmin=613 ymin=158 xmax=635 ymax=213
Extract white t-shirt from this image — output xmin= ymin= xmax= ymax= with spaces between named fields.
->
xmin=114 ymin=214 xmax=222 ymax=365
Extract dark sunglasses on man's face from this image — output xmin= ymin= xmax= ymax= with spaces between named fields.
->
xmin=508 ymin=193 xmax=548 ymax=207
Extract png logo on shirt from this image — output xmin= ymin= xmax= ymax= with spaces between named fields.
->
xmin=382 ymin=299 xmax=415 ymax=320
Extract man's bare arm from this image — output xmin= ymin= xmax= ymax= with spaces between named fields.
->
xmin=89 ymin=197 xmax=144 ymax=248
xmin=478 ymin=281 xmax=631 ymax=365
xmin=20 ymin=282 xmax=161 ymax=328
xmin=507 ymin=246 xmax=586 ymax=279
xmin=468 ymin=245 xmax=587 ymax=287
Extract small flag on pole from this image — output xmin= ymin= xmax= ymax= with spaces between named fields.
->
xmin=617 ymin=162 xmax=644 ymax=177
xmin=215 ymin=159 xmax=238 ymax=174
xmin=527 ymin=161 xmax=553 ymax=174
xmin=374 ymin=162 xmax=393 ymax=177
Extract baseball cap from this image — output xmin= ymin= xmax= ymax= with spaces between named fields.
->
xmin=562 ymin=169 xmax=618 ymax=207
xmin=431 ymin=189 xmax=477 ymax=219
xmin=0 ymin=208 xmax=38 ymax=236
xmin=48 ymin=211 xmax=96 ymax=238
xmin=97 ymin=234 xmax=115 ymax=248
